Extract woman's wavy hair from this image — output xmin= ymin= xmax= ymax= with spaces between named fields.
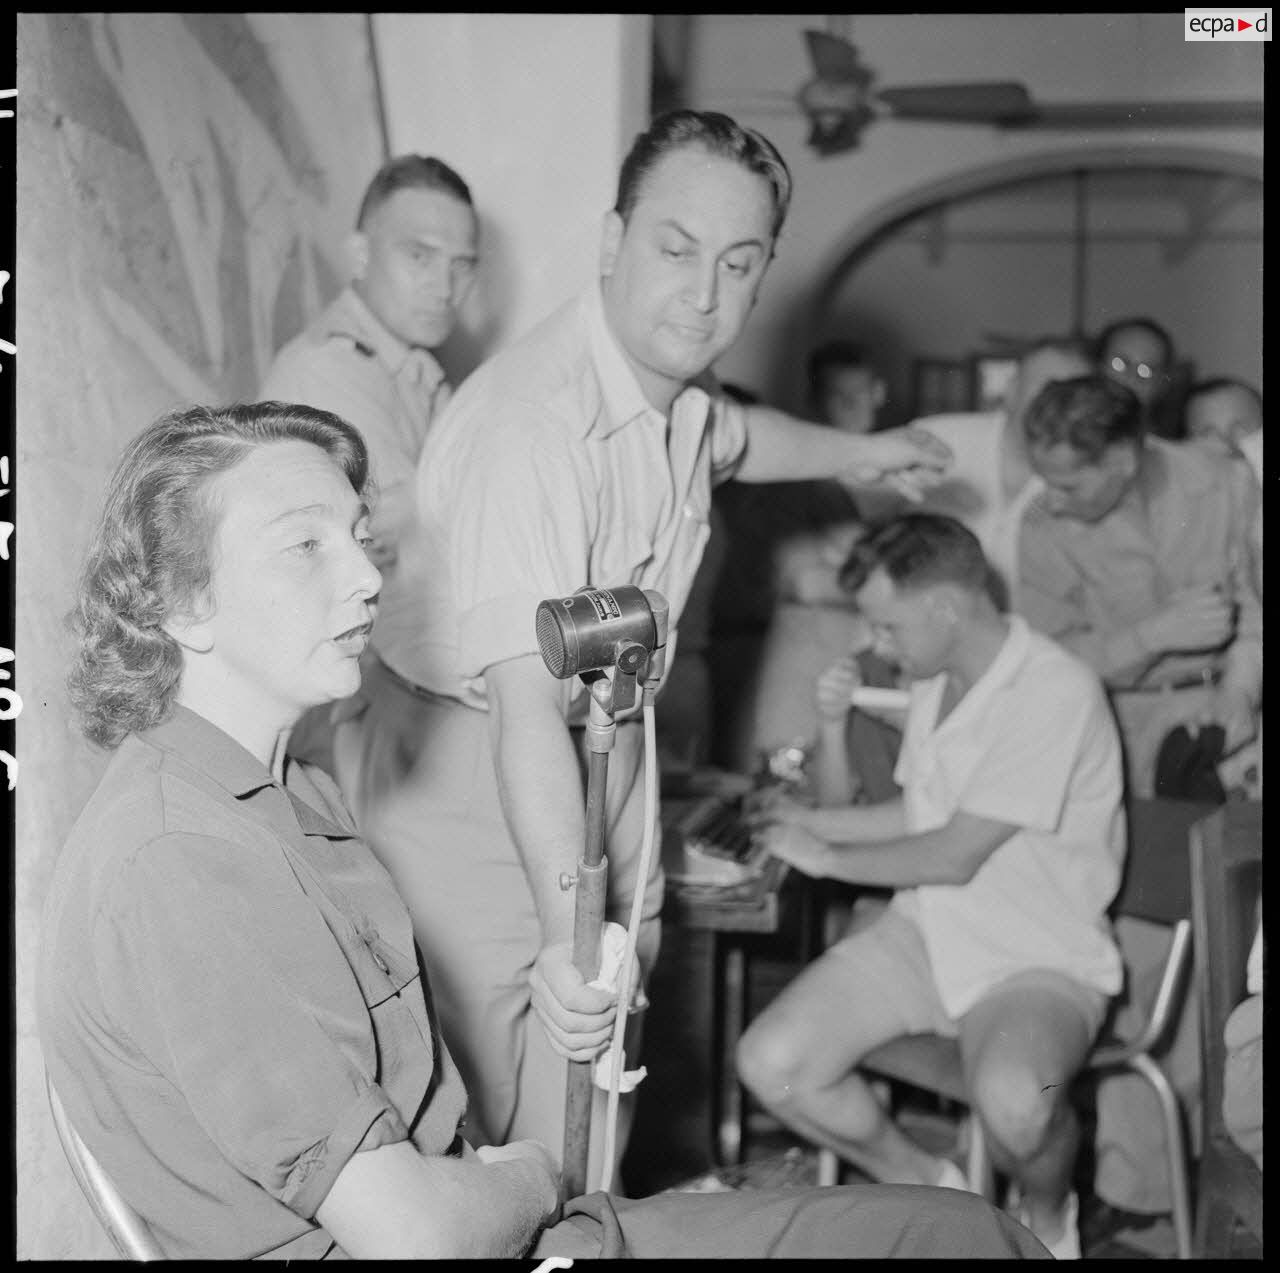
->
xmin=67 ymin=401 xmax=371 ymax=749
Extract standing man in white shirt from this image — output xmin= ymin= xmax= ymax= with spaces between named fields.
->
xmin=349 ymin=110 xmax=952 ymax=1177
xmin=738 ymin=512 xmax=1125 ymax=1259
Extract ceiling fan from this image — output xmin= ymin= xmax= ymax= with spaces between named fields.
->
xmin=738 ymin=23 xmax=1263 ymax=156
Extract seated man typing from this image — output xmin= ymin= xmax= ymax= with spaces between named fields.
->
xmin=737 ymin=513 xmax=1126 ymax=1260
xmin=38 ymin=406 xmax=1048 ymax=1260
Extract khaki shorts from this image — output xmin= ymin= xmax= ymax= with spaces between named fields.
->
xmin=834 ymin=901 xmax=1110 ymax=1046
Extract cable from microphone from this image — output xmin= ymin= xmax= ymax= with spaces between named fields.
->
xmin=534 ymin=584 xmax=669 ymax=1195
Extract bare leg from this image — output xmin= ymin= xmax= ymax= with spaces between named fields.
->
xmin=960 ymin=975 xmax=1099 ymax=1246
xmin=736 ymin=914 xmax=955 ymax=1186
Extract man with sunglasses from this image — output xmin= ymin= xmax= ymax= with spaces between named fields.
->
xmin=1094 ymin=316 xmax=1179 ymax=440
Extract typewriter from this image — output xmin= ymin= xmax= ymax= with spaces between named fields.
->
xmin=660 ymin=742 xmax=815 ymax=891
xmin=664 ymin=791 xmax=769 ymax=887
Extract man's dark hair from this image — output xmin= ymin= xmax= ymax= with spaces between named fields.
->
xmin=356 ymin=154 xmax=473 ymax=229
xmin=1093 ymin=316 xmax=1174 ymax=369
xmin=808 ymin=340 xmax=870 ymax=394
xmin=839 ymin=513 xmax=991 ymax=597
xmin=1022 ymin=374 xmax=1144 ymax=464
xmin=614 ymin=110 xmax=792 ymax=241
xmin=1182 ymin=376 xmax=1264 ymax=417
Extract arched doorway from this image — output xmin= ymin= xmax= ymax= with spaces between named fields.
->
xmin=802 ymin=145 xmax=1262 ymax=429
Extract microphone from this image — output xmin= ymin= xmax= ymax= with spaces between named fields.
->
xmin=536 ymin=585 xmax=668 ymax=684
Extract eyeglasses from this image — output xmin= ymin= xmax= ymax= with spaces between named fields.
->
xmin=1108 ymin=355 xmax=1161 ymax=381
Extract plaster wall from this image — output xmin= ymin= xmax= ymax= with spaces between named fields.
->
xmin=15 ymin=13 xmax=384 ymax=1256
xmin=681 ymin=13 xmax=1264 ymax=411
xmin=14 ymin=13 xmax=651 ymax=1258
xmin=371 ymin=12 xmax=652 ymax=381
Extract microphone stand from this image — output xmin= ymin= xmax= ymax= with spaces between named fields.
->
xmin=561 ymin=655 xmax=641 ymax=1199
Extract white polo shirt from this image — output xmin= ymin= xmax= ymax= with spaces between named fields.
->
xmin=892 ymin=616 xmax=1126 ymax=1017
xmin=402 ymin=282 xmax=748 ymax=717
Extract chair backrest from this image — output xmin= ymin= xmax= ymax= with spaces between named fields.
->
xmin=46 ymin=1073 xmax=166 ymax=1261
xmin=1189 ymin=802 xmax=1263 ymax=1134
xmin=1088 ymin=797 xmax=1216 ymax=1064
xmin=1113 ymin=797 xmax=1219 ymax=926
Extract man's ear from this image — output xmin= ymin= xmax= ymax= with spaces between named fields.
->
xmin=599 ymin=210 xmax=624 ymax=278
xmin=927 ymin=584 xmax=963 ymax=627
xmin=346 ymin=231 xmax=370 ymax=283
xmin=162 ymin=599 xmax=215 ymax=655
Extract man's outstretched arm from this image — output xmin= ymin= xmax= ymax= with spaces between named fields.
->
xmin=736 ymin=403 xmax=952 ymax=501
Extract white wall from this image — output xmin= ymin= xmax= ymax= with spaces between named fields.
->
xmin=681 ymin=13 xmax=1264 ymax=410
xmin=372 ymin=12 xmax=652 ymax=382
xmin=824 ymin=171 xmax=1262 ymax=425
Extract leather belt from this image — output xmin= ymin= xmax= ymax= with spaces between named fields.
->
xmin=1125 ymin=667 xmax=1222 ymax=694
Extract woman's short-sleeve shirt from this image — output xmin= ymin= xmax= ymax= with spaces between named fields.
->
xmin=38 ymin=706 xmax=468 ymax=1259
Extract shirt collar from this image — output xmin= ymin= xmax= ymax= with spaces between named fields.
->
xmin=927 ymin=615 xmax=1034 ymax=734
xmin=1079 ymin=437 xmax=1166 ymax=533
xmin=582 ymin=282 xmax=710 ymax=439
xmin=144 ymin=705 xmax=276 ymax=797
xmin=329 ymin=286 xmax=445 ymax=390
xmin=140 ymin=705 xmax=355 ymax=838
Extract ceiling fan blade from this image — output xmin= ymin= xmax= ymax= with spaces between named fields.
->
xmin=877 ymin=82 xmax=1034 ymax=123
xmin=1003 ymin=99 xmax=1263 ymax=129
xmin=803 ymin=28 xmax=865 ymax=82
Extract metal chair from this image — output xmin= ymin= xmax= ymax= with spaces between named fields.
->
xmin=46 ymin=1072 xmax=165 ymax=1260
xmin=816 ymin=1029 xmax=995 ymax=1195
xmin=1188 ymin=801 xmax=1263 ymax=1257
xmin=816 ymin=796 xmax=1211 ymax=1259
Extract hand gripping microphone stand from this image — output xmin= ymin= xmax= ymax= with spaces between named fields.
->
xmin=534 ymin=585 xmax=669 ymax=1199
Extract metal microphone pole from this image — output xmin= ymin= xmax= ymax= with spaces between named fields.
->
xmin=561 ymin=677 xmax=621 ymax=1199
xmin=532 ymin=585 xmax=665 ymax=1199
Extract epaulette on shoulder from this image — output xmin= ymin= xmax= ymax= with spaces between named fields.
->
xmin=326 ymin=331 xmax=377 ymax=359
